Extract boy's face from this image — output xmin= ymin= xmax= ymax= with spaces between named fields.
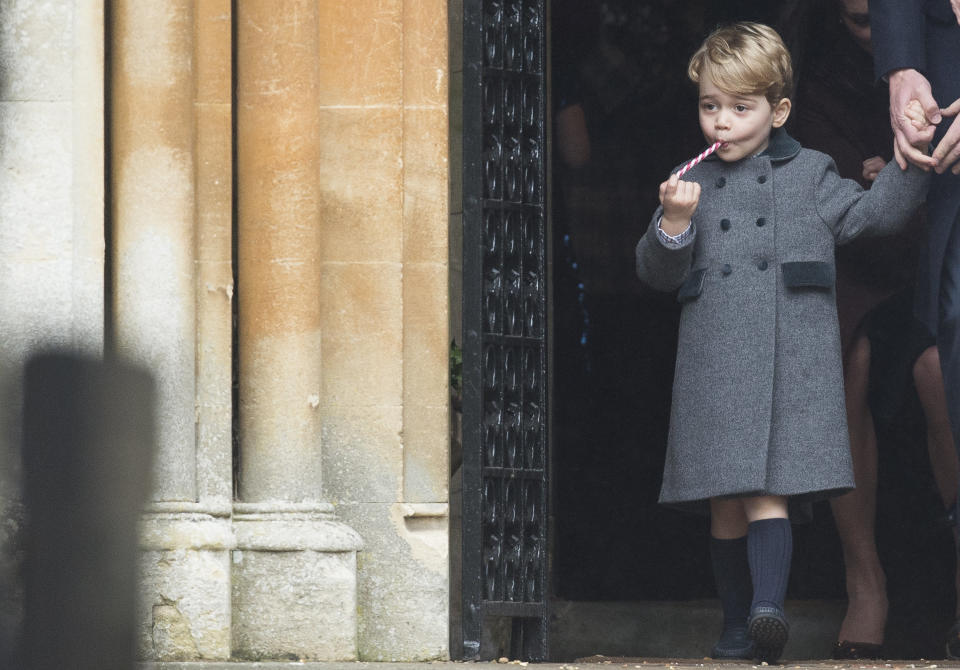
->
xmin=698 ymin=74 xmax=791 ymax=163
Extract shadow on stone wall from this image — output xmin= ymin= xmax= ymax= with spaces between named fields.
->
xmin=2 ymin=354 xmax=155 ymax=670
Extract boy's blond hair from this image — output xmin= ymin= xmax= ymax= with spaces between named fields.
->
xmin=688 ymin=22 xmax=793 ymax=106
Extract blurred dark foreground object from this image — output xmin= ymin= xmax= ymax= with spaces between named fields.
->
xmin=21 ymin=354 xmax=154 ymax=670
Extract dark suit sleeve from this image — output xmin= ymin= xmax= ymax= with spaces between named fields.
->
xmin=869 ymin=0 xmax=927 ymax=80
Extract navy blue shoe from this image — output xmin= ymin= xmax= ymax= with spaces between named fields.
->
xmin=711 ymin=626 xmax=754 ymax=659
xmin=748 ymin=604 xmax=789 ymax=663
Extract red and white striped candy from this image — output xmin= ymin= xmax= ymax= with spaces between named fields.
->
xmin=675 ymin=141 xmax=722 ymax=178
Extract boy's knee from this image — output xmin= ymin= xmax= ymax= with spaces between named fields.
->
xmin=742 ymin=495 xmax=788 ymax=523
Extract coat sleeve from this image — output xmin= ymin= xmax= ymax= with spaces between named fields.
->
xmin=635 ymin=205 xmax=695 ymax=292
xmin=814 ymin=152 xmax=930 ymax=245
xmin=868 ymin=0 xmax=926 ymax=81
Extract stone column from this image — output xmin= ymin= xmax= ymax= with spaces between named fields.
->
xmin=111 ymin=0 xmax=197 ymax=503
xmin=234 ymin=0 xmax=362 ymax=660
xmin=312 ymin=1 xmax=451 ymax=659
xmin=111 ymin=1 xmax=234 ymax=660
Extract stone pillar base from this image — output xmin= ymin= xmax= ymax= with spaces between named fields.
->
xmin=138 ymin=508 xmax=236 ymax=661
xmin=231 ymin=503 xmax=364 ymax=661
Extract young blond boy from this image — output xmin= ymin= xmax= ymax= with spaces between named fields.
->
xmin=635 ymin=22 xmax=929 ymax=662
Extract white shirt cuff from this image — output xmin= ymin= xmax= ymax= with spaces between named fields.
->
xmin=656 ymin=216 xmax=693 ymax=245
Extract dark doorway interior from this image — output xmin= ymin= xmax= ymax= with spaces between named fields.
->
xmin=550 ymin=0 xmax=956 ymax=658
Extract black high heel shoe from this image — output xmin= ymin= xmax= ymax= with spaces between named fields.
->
xmin=832 ymin=640 xmax=883 ymax=660
xmin=946 ymin=619 xmax=960 ymax=660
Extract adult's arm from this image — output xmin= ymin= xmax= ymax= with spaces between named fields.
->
xmin=869 ymin=0 xmax=939 ymax=169
xmin=869 ymin=0 xmax=926 ymax=80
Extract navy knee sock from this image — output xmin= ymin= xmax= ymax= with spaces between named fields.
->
xmin=747 ymin=518 xmax=792 ymax=610
xmin=710 ymin=535 xmax=752 ymax=632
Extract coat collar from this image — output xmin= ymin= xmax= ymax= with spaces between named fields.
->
xmin=703 ymin=127 xmax=802 ymax=164
xmin=759 ymin=127 xmax=802 ymax=161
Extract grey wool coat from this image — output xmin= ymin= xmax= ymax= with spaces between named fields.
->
xmin=636 ymin=128 xmax=929 ymax=509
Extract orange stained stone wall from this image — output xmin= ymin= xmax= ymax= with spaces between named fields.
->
xmin=317 ymin=0 xmax=450 ymax=508
xmin=237 ymin=0 xmax=325 ymax=502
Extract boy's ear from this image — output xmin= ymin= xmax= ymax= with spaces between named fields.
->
xmin=772 ymin=98 xmax=791 ymax=128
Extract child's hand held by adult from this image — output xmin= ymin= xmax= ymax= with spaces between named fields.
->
xmin=659 ymin=173 xmax=700 ymax=235
xmin=905 ymin=99 xmax=932 ymax=131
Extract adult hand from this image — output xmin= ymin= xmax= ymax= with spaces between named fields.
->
xmin=933 ymin=98 xmax=960 ymax=175
xmin=862 ymin=156 xmax=887 ymax=182
xmin=888 ymin=68 xmax=939 ymax=170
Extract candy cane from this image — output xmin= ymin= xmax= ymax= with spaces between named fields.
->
xmin=675 ymin=141 xmax=722 ymax=178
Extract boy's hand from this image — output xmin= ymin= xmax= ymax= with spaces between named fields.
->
xmin=905 ymin=98 xmax=932 ymax=131
xmin=862 ymin=156 xmax=886 ymax=182
xmin=659 ymin=174 xmax=700 ymax=235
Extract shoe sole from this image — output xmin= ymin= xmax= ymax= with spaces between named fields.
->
xmin=710 ymin=646 xmax=754 ymax=660
xmin=749 ymin=614 xmax=788 ymax=663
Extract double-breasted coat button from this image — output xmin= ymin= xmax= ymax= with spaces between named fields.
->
xmin=720 ymin=218 xmax=731 ymax=231
xmin=758 ymin=259 xmax=769 ymax=271
xmin=756 ymin=217 xmax=766 ymax=227
xmin=721 ymin=263 xmax=732 ymax=276
xmin=716 ymin=177 xmax=726 ymax=188
xmin=757 ymin=175 xmax=768 ymax=184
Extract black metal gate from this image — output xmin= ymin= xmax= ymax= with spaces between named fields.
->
xmin=456 ymin=0 xmax=549 ymax=661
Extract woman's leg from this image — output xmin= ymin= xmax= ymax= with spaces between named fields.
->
xmin=914 ymin=346 xmax=958 ymax=525
xmin=830 ymin=334 xmax=888 ymax=646
xmin=913 ymin=346 xmax=960 ymax=627
xmin=711 ymin=497 xmax=749 ymax=539
xmin=709 ymin=498 xmax=753 ymax=658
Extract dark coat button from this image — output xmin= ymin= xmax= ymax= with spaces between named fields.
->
xmin=721 ymin=263 xmax=732 ymax=276
xmin=720 ymin=218 xmax=731 ymax=231
xmin=756 ymin=217 xmax=766 ymax=227
xmin=716 ymin=177 xmax=726 ymax=188
xmin=757 ymin=175 xmax=768 ymax=184
xmin=758 ymin=259 xmax=769 ymax=271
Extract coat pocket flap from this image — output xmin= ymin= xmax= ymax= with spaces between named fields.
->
xmin=782 ymin=261 xmax=835 ymax=289
xmin=677 ymin=268 xmax=706 ymax=303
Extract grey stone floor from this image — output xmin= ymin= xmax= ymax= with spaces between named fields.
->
xmin=139 ymin=660 xmax=960 ymax=670
xmin=138 ymin=598 xmax=952 ymax=670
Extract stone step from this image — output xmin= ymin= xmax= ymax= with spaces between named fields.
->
xmin=550 ymin=599 xmax=845 ymax=662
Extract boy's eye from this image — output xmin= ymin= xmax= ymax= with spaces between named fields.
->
xmin=735 ymin=104 xmax=748 ymax=112
xmin=702 ymin=102 xmax=717 ymax=111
